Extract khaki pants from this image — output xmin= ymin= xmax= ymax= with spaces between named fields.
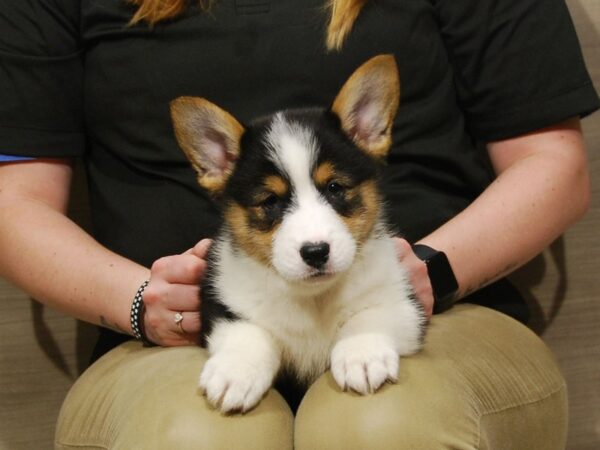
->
xmin=55 ymin=305 xmax=567 ymax=449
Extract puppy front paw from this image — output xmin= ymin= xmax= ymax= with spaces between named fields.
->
xmin=330 ymin=334 xmax=399 ymax=394
xmin=199 ymin=353 xmax=274 ymax=414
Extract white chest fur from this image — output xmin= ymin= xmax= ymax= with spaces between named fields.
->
xmin=210 ymin=230 xmax=418 ymax=384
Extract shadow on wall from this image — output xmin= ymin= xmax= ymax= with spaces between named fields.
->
xmin=510 ymin=239 xmax=568 ymax=335
xmin=31 ymin=300 xmax=99 ymax=376
xmin=31 ymin=301 xmax=73 ymax=379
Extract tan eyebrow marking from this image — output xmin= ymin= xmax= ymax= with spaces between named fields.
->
xmin=313 ymin=161 xmax=336 ymax=187
xmin=262 ymin=175 xmax=289 ymax=197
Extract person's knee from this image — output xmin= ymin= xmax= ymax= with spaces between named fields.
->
xmin=112 ymin=388 xmax=294 ymax=450
xmin=294 ymin=305 xmax=568 ymax=450
xmin=295 ymin=371 xmax=477 ymax=450
xmin=56 ymin=342 xmax=294 ymax=450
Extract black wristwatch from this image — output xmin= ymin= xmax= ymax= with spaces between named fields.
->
xmin=412 ymin=244 xmax=458 ymax=314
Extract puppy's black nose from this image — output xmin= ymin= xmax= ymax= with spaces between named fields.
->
xmin=300 ymin=242 xmax=330 ymax=269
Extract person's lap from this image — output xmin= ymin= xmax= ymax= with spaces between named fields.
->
xmin=55 ymin=304 xmax=567 ymax=450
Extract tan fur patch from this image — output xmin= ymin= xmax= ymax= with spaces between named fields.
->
xmin=313 ymin=162 xmax=380 ymax=244
xmin=313 ymin=162 xmax=355 ymax=189
xmin=262 ymin=175 xmax=289 ymax=198
xmin=342 ymin=181 xmax=380 ymax=245
xmin=313 ymin=162 xmax=336 ymax=187
xmin=225 ymin=203 xmax=276 ymax=266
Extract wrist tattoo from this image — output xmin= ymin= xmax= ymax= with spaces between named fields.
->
xmin=462 ymin=262 xmax=518 ymax=298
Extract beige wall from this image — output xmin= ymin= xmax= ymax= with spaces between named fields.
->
xmin=511 ymin=1 xmax=600 ymax=448
xmin=518 ymin=0 xmax=600 ymax=450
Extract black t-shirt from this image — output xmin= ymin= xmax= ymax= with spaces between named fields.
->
xmin=1 ymin=0 xmax=598 ymax=356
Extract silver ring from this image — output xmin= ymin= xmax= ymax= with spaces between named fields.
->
xmin=174 ymin=312 xmax=185 ymax=333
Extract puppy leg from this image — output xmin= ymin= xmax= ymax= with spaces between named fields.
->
xmin=199 ymin=321 xmax=281 ymax=414
xmin=330 ymin=299 xmax=423 ymax=394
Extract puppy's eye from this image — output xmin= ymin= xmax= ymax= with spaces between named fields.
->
xmin=260 ymin=193 xmax=280 ymax=209
xmin=326 ymin=181 xmax=346 ymax=197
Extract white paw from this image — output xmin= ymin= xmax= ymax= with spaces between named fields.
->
xmin=330 ymin=334 xmax=399 ymax=394
xmin=199 ymin=353 xmax=274 ymax=413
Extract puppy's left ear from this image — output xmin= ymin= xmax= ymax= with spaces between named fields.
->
xmin=170 ymin=96 xmax=245 ymax=193
xmin=331 ymin=54 xmax=400 ymax=159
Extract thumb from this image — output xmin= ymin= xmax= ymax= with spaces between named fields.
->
xmin=184 ymin=238 xmax=213 ymax=259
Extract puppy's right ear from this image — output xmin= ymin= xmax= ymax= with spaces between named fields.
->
xmin=170 ymin=97 xmax=245 ymax=193
xmin=331 ymin=54 xmax=400 ymax=160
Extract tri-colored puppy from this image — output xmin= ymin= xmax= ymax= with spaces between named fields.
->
xmin=170 ymin=55 xmax=425 ymax=414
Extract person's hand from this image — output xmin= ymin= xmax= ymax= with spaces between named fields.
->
xmin=142 ymin=239 xmax=212 ymax=346
xmin=394 ymin=238 xmax=434 ymax=320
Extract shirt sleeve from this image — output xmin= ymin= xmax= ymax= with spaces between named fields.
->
xmin=0 ymin=0 xmax=85 ymax=157
xmin=433 ymin=0 xmax=600 ymax=141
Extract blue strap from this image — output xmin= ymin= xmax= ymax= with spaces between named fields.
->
xmin=0 ymin=155 xmax=35 ymax=162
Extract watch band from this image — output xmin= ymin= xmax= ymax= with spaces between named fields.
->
xmin=412 ymin=244 xmax=458 ymax=314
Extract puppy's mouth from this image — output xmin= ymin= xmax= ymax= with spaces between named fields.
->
xmin=305 ymin=268 xmax=336 ymax=282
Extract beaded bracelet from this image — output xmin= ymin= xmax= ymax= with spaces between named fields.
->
xmin=130 ymin=280 xmax=153 ymax=346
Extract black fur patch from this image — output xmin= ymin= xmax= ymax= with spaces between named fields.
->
xmin=198 ymin=243 xmax=238 ymax=347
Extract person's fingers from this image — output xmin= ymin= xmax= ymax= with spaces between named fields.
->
xmin=394 ymin=237 xmax=412 ymax=261
xmin=143 ymin=306 xmax=200 ymax=346
xmin=143 ymin=282 xmax=200 ymax=311
xmin=172 ymin=310 xmax=201 ymax=336
xmin=141 ymin=244 xmax=212 ymax=346
xmin=150 ymin=253 xmax=207 ymax=284
xmin=392 ymin=238 xmax=434 ymax=319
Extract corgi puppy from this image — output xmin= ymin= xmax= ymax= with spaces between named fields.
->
xmin=170 ymin=55 xmax=425 ymax=414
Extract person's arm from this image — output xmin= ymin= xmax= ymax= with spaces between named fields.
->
xmin=0 ymin=159 xmax=207 ymax=346
xmin=397 ymin=117 xmax=590 ymax=317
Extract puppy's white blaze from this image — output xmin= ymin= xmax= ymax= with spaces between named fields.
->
xmin=265 ymin=114 xmax=357 ymax=281
xmin=265 ymin=113 xmax=318 ymax=186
